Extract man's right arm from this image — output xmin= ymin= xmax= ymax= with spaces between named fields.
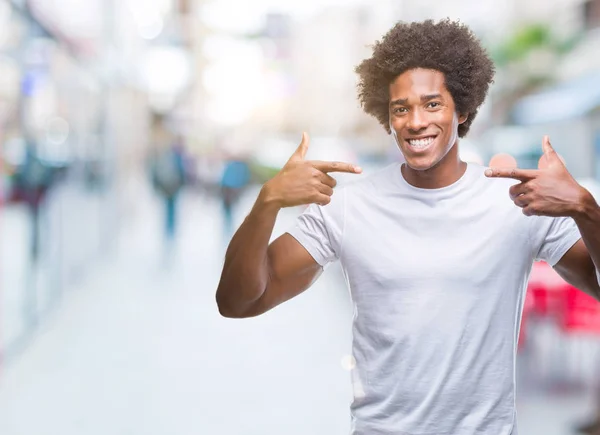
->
xmin=215 ymin=132 xmax=361 ymax=318
xmin=215 ymin=192 xmax=323 ymax=318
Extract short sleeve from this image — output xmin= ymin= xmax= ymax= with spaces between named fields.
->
xmin=533 ymin=215 xmax=582 ymax=266
xmin=286 ymin=189 xmax=346 ymax=268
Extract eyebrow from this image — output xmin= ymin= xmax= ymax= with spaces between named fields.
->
xmin=390 ymin=94 xmax=443 ymax=106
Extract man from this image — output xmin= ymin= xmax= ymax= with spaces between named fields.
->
xmin=216 ymin=19 xmax=600 ymax=435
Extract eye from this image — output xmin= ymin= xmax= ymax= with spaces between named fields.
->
xmin=427 ymin=102 xmax=440 ymax=109
xmin=393 ymin=107 xmax=408 ymax=114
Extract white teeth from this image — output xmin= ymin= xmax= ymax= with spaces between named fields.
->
xmin=408 ymin=137 xmax=434 ymax=148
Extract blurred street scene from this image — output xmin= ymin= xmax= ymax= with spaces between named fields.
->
xmin=0 ymin=0 xmax=599 ymax=434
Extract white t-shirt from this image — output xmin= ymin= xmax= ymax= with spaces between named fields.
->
xmin=287 ymin=162 xmax=582 ymax=435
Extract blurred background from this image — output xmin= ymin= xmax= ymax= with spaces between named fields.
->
xmin=0 ymin=0 xmax=599 ymax=434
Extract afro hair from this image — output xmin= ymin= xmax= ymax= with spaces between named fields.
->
xmin=355 ymin=19 xmax=495 ymax=138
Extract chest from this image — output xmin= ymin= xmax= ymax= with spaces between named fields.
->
xmin=340 ymin=194 xmax=534 ymax=290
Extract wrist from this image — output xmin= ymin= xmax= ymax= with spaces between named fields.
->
xmin=571 ymin=187 xmax=600 ymax=221
xmin=257 ymin=183 xmax=283 ymax=213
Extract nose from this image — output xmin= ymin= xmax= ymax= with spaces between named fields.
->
xmin=406 ymin=109 xmax=428 ymax=132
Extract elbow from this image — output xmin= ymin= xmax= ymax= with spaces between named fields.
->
xmin=216 ymin=295 xmax=243 ymax=318
xmin=218 ymin=307 xmax=241 ymax=319
xmin=216 ymin=296 xmax=232 ymax=317
xmin=217 ymin=304 xmax=247 ymax=319
xmin=215 ymin=291 xmax=256 ymax=319
xmin=216 ymin=278 xmax=271 ymax=318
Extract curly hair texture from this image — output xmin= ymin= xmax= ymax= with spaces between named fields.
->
xmin=355 ymin=19 xmax=495 ymax=138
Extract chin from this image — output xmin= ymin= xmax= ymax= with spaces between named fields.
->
xmin=403 ymin=155 xmax=439 ymax=171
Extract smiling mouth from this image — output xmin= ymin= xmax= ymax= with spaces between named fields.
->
xmin=406 ymin=136 xmax=436 ymax=150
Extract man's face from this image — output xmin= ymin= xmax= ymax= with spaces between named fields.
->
xmin=389 ymin=68 xmax=467 ymax=171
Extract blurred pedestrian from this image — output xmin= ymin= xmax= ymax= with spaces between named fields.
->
xmin=150 ymin=135 xmax=187 ymax=246
xmin=12 ymin=142 xmax=57 ymax=326
xmin=216 ymin=19 xmax=600 ymax=435
xmin=219 ymin=157 xmax=250 ymax=238
xmin=12 ymin=144 xmax=55 ymax=261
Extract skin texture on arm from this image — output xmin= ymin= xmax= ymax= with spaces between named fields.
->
xmin=215 ymin=133 xmax=361 ymax=318
xmin=239 ymin=233 xmax=324 ymax=318
xmin=555 ymin=205 xmax=600 ymax=301
xmin=555 ymin=240 xmax=600 ymax=301
xmin=216 ymin=200 xmax=322 ymax=318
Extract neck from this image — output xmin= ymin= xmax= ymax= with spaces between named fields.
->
xmin=401 ymin=144 xmax=467 ymax=189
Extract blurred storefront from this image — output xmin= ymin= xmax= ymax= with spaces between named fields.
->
xmin=0 ymin=0 xmax=161 ymax=361
xmin=480 ymin=0 xmax=600 ymax=183
xmin=509 ymin=71 xmax=600 ymax=179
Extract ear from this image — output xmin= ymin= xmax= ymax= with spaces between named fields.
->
xmin=458 ymin=113 xmax=468 ymax=125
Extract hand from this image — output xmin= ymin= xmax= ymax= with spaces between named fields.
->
xmin=485 ymin=136 xmax=592 ymax=217
xmin=261 ymin=132 xmax=362 ymax=208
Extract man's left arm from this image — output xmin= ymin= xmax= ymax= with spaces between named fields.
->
xmin=554 ymin=197 xmax=600 ymax=301
xmin=486 ymin=135 xmax=600 ymax=300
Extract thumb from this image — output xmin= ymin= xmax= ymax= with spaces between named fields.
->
xmin=291 ymin=132 xmax=310 ymax=160
xmin=542 ymin=135 xmax=556 ymax=157
xmin=539 ymin=136 xmax=566 ymax=169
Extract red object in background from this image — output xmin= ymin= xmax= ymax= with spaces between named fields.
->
xmin=522 ymin=262 xmax=600 ymax=346
xmin=526 ymin=262 xmax=571 ymax=318
xmin=562 ymin=286 xmax=600 ymax=334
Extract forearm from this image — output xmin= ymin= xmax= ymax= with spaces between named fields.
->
xmin=574 ymin=194 xmax=600 ymax=292
xmin=216 ymin=189 xmax=280 ymax=316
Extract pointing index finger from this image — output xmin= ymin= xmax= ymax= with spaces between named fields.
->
xmin=311 ymin=160 xmax=362 ymax=174
xmin=484 ymin=167 xmax=538 ymax=181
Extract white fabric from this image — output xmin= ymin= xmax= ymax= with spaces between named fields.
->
xmin=287 ymin=162 xmax=582 ymax=435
